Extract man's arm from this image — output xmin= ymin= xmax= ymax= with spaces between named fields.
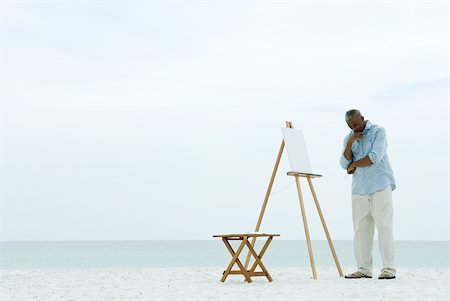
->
xmin=343 ymin=132 xmax=363 ymax=160
xmin=340 ymin=132 xmax=363 ymax=172
xmin=340 ymin=136 xmax=353 ymax=169
xmin=343 ymin=139 xmax=353 ymax=161
xmin=347 ymin=156 xmax=373 ymax=173
xmin=367 ymin=128 xmax=387 ymax=164
xmin=347 ymin=128 xmax=388 ymax=172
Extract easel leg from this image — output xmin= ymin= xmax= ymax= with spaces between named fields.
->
xmin=244 ymin=140 xmax=285 ymax=269
xmin=295 ymin=175 xmax=318 ymax=280
xmin=307 ymin=177 xmax=344 ymax=277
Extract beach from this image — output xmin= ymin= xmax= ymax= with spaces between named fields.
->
xmin=1 ymin=267 xmax=449 ymax=301
xmin=1 ymin=241 xmax=449 ymax=300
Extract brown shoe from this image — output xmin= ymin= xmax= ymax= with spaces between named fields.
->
xmin=345 ymin=271 xmax=372 ymax=279
xmin=378 ymin=271 xmax=396 ymax=279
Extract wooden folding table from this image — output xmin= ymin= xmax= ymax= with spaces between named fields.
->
xmin=213 ymin=233 xmax=280 ymax=283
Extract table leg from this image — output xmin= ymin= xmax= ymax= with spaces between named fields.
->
xmin=249 ymin=236 xmax=273 ymax=273
xmin=245 ymin=239 xmax=273 ymax=282
xmin=221 ymin=237 xmax=252 ymax=282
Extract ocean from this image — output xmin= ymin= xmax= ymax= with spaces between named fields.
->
xmin=0 ymin=240 xmax=448 ymax=270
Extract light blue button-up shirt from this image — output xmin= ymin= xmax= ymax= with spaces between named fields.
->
xmin=340 ymin=121 xmax=396 ymax=195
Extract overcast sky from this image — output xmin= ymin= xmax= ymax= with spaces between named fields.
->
xmin=0 ymin=1 xmax=449 ymax=241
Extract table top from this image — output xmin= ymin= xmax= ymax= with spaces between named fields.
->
xmin=213 ymin=233 xmax=280 ymax=238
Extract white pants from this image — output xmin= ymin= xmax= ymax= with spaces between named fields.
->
xmin=352 ymin=186 xmax=396 ymax=276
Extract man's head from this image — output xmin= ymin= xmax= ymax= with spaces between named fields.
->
xmin=345 ymin=109 xmax=366 ymax=132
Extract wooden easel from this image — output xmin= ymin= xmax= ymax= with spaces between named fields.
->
xmin=243 ymin=121 xmax=343 ymax=279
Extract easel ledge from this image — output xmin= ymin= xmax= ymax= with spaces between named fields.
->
xmin=287 ymin=172 xmax=322 ymax=178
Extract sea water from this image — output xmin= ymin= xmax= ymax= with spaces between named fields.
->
xmin=0 ymin=240 xmax=448 ymax=269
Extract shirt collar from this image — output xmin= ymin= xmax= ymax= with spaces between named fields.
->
xmin=363 ymin=120 xmax=372 ymax=133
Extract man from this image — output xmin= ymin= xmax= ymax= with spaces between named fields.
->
xmin=340 ymin=109 xmax=397 ymax=280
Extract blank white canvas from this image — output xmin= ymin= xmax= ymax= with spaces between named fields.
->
xmin=281 ymin=128 xmax=313 ymax=174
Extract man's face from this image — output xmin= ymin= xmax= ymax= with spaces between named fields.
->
xmin=346 ymin=116 xmax=365 ymax=133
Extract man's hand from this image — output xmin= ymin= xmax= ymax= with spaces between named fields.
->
xmin=347 ymin=162 xmax=357 ymax=174
xmin=350 ymin=132 xmax=364 ymax=142
xmin=343 ymin=132 xmax=364 ymax=161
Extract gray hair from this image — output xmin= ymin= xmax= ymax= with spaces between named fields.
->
xmin=345 ymin=109 xmax=362 ymax=122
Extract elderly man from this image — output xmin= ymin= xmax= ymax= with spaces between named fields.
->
xmin=340 ymin=109 xmax=397 ymax=280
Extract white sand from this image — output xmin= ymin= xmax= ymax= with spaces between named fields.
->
xmin=1 ymin=267 xmax=449 ymax=301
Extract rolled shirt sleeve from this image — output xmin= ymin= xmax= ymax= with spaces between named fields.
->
xmin=340 ymin=135 xmax=352 ymax=169
xmin=368 ymin=127 xmax=387 ymax=164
